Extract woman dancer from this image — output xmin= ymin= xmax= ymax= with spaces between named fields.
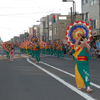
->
xmin=73 ymin=35 xmax=92 ymax=92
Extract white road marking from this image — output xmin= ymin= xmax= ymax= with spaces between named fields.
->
xmin=21 ymin=54 xmax=100 ymax=89
xmin=27 ymin=58 xmax=96 ymax=100
xmin=30 ymin=57 xmax=100 ymax=89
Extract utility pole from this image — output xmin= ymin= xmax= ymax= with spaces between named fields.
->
xmin=48 ymin=16 xmax=49 ymax=41
xmin=99 ymin=0 xmax=100 ymax=36
xmin=73 ymin=1 xmax=76 ymax=22
xmin=62 ymin=0 xmax=75 ymax=22
xmin=70 ymin=7 xmax=73 ymax=23
xmin=73 ymin=1 xmax=74 ymax=22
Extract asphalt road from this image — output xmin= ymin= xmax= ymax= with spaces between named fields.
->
xmin=0 ymin=48 xmax=100 ymax=100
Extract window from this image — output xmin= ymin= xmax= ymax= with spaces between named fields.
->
xmin=94 ymin=0 xmax=97 ymax=4
xmin=86 ymin=12 xmax=88 ymax=19
xmin=91 ymin=19 xmax=97 ymax=29
xmin=82 ymin=0 xmax=84 ymax=5
xmin=90 ymin=1 xmax=93 ymax=6
xmin=83 ymin=0 xmax=86 ymax=4
xmin=82 ymin=14 xmax=84 ymax=21
xmin=86 ymin=0 xmax=88 ymax=3
xmin=90 ymin=0 xmax=97 ymax=6
xmin=85 ymin=13 xmax=89 ymax=22
xmin=82 ymin=0 xmax=88 ymax=5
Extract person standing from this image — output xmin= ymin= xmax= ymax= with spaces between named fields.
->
xmin=61 ymin=44 xmax=65 ymax=57
xmin=53 ymin=45 xmax=56 ymax=56
xmin=73 ymin=36 xmax=92 ymax=92
xmin=57 ymin=45 xmax=61 ymax=57
xmin=9 ymin=47 xmax=14 ymax=61
xmin=34 ymin=42 xmax=40 ymax=63
xmin=51 ymin=44 xmax=53 ymax=55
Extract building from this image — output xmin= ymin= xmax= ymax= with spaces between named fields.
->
xmin=38 ymin=13 xmax=61 ymax=41
xmin=53 ymin=14 xmax=82 ymax=44
xmin=0 ymin=37 xmax=3 ymax=45
xmin=32 ymin=25 xmax=39 ymax=36
xmin=19 ymin=34 xmax=25 ymax=42
xmin=24 ymin=32 xmax=29 ymax=40
xmin=29 ymin=27 xmax=33 ymax=35
xmin=38 ymin=13 xmax=82 ymax=43
xmin=81 ymin=0 xmax=100 ymax=41
xmin=39 ymin=17 xmax=46 ymax=41
xmin=48 ymin=13 xmax=61 ymax=40
xmin=10 ymin=36 xmax=19 ymax=45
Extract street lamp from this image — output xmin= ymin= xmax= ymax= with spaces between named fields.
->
xmin=62 ymin=0 xmax=76 ymax=22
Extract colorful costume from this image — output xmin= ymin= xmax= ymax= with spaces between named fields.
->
xmin=61 ymin=45 xmax=65 ymax=57
xmin=50 ymin=46 xmax=53 ymax=55
xmin=34 ymin=45 xmax=40 ymax=62
xmin=9 ymin=49 xmax=14 ymax=61
xmin=56 ymin=45 xmax=61 ymax=57
xmin=73 ymin=46 xmax=91 ymax=88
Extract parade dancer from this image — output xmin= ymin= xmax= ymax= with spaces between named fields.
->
xmin=56 ymin=45 xmax=61 ymax=57
xmin=31 ymin=46 xmax=34 ymax=57
xmin=34 ymin=42 xmax=40 ymax=63
xmin=53 ymin=44 xmax=56 ymax=56
xmin=73 ymin=36 xmax=92 ymax=92
xmin=9 ymin=47 xmax=14 ymax=61
xmin=61 ymin=44 xmax=65 ymax=57
xmin=51 ymin=44 xmax=53 ymax=55
xmin=65 ymin=21 xmax=93 ymax=92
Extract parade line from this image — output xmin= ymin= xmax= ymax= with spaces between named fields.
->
xmin=27 ymin=58 xmax=96 ymax=100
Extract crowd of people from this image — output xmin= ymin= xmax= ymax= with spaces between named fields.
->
xmin=64 ymin=42 xmax=100 ymax=59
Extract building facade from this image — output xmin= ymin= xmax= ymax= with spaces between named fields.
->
xmin=32 ymin=25 xmax=40 ymax=36
xmin=53 ymin=14 xmax=82 ymax=44
xmin=81 ymin=0 xmax=100 ymax=40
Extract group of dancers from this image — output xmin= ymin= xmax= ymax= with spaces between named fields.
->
xmin=19 ymin=40 xmax=65 ymax=63
xmin=2 ymin=42 xmax=14 ymax=61
xmin=40 ymin=42 xmax=65 ymax=57
xmin=2 ymin=21 xmax=93 ymax=92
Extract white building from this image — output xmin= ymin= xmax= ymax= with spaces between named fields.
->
xmin=81 ymin=0 xmax=100 ymax=38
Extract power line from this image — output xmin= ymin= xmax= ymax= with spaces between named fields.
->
xmin=0 ymin=8 xmax=70 ymax=16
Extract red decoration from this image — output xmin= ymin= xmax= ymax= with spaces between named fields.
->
xmin=90 ymin=19 xmax=92 ymax=21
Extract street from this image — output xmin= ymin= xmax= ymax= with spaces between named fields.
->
xmin=0 ymin=48 xmax=100 ymax=100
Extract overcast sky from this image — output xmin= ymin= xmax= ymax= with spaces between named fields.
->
xmin=0 ymin=0 xmax=81 ymax=42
